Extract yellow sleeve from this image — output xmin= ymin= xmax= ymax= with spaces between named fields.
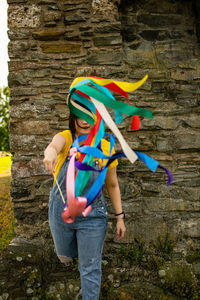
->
xmin=54 ymin=130 xmax=73 ymax=179
xmin=101 ymin=139 xmax=118 ymax=170
xmin=58 ymin=130 xmax=73 ymax=155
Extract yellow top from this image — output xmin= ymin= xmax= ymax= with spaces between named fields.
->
xmin=54 ymin=130 xmax=118 ymax=179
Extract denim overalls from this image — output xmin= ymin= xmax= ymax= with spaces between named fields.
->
xmin=49 ymin=153 xmax=108 ymax=300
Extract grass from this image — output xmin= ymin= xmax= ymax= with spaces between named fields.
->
xmin=0 ymin=200 xmax=16 ymax=252
xmin=0 ymin=154 xmax=16 ymax=253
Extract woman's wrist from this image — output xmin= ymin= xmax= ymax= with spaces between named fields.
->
xmin=116 ymin=217 xmax=125 ymax=223
xmin=115 ymin=211 xmax=125 ymax=219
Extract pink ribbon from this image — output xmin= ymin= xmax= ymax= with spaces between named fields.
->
xmin=62 ymin=147 xmax=92 ymax=223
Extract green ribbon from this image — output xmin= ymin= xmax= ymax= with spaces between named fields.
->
xmin=68 ymin=101 xmax=94 ymax=126
xmin=76 ymin=85 xmax=153 ymax=119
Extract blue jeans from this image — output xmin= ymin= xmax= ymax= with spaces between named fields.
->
xmin=49 ymin=157 xmax=108 ymax=300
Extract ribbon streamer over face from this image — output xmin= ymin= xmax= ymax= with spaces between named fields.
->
xmin=56 ymin=75 xmax=173 ymax=223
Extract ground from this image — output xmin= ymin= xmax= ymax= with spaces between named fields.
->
xmin=0 ymin=153 xmax=15 ymax=252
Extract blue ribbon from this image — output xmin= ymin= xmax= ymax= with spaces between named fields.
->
xmin=69 ymin=134 xmax=173 ymax=207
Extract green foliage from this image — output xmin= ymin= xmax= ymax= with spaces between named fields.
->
xmin=151 ymin=233 xmax=176 ymax=259
xmin=100 ymin=282 xmax=135 ymax=300
xmin=148 ymin=234 xmax=176 ymax=271
xmin=72 ymin=257 xmax=80 ymax=279
xmin=148 ymin=255 xmax=166 ymax=271
xmin=0 ymin=191 xmax=16 ymax=253
xmin=0 ymin=86 xmax=10 ymax=151
xmin=162 ymin=265 xmax=200 ymax=300
xmin=186 ymin=248 xmax=200 ymax=264
xmin=116 ymin=239 xmax=144 ymax=264
xmin=152 ymin=297 xmax=172 ymax=300
xmin=27 ymin=268 xmax=55 ymax=299
xmin=100 ymin=281 xmax=115 ymax=300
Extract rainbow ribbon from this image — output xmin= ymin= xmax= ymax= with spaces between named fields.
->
xmin=60 ymin=76 xmax=173 ymax=223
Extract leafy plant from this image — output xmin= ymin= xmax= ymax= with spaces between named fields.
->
xmin=116 ymin=239 xmax=144 ymax=264
xmin=162 ymin=265 xmax=200 ymax=300
xmin=148 ymin=255 xmax=166 ymax=271
xmin=100 ymin=280 xmax=115 ymax=300
xmin=148 ymin=234 xmax=176 ymax=271
xmin=27 ymin=268 xmax=55 ymax=300
xmin=0 ymin=86 xmax=10 ymax=151
xmin=151 ymin=233 xmax=176 ymax=259
xmin=186 ymin=248 xmax=200 ymax=264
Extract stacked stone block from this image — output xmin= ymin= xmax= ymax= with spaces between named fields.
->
xmin=7 ymin=0 xmax=200 ymax=244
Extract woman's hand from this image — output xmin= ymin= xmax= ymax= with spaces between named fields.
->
xmin=43 ymin=147 xmax=58 ymax=174
xmin=43 ymin=134 xmax=66 ymax=175
xmin=116 ymin=218 xmax=126 ymax=240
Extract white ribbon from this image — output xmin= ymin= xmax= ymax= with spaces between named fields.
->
xmin=91 ymin=97 xmax=138 ymax=164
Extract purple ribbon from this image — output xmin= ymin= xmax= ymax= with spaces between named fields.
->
xmin=158 ymin=165 xmax=173 ymax=186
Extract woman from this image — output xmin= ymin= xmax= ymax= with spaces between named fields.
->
xmin=43 ymin=112 xmax=126 ymax=300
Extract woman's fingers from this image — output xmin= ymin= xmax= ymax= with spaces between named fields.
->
xmin=116 ymin=220 xmax=126 ymax=240
xmin=43 ymin=158 xmax=55 ymax=174
xmin=43 ymin=146 xmax=58 ymax=174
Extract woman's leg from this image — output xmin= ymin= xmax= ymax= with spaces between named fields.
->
xmin=76 ymin=217 xmax=107 ymax=300
xmin=49 ymin=189 xmax=78 ymax=263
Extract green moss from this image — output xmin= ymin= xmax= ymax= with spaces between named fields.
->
xmin=27 ymin=268 xmax=55 ymax=300
xmin=116 ymin=239 xmax=144 ymax=264
xmin=147 ymin=234 xmax=176 ymax=271
xmin=148 ymin=255 xmax=166 ymax=271
xmin=100 ymin=283 xmax=135 ymax=300
xmin=40 ymin=43 xmax=81 ymax=53
xmin=100 ymin=281 xmax=115 ymax=300
xmin=162 ymin=265 xmax=200 ymax=300
xmin=72 ymin=258 xmax=80 ymax=279
xmin=186 ymin=249 xmax=200 ymax=264
xmin=151 ymin=233 xmax=176 ymax=259
xmin=152 ymin=297 xmax=172 ymax=300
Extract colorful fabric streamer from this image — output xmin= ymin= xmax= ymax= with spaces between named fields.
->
xmin=59 ymin=75 xmax=173 ymax=223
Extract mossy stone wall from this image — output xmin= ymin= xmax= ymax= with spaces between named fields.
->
xmin=0 ymin=0 xmax=199 ymax=298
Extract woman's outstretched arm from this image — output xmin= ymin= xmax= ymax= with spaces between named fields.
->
xmin=43 ymin=134 xmax=66 ymax=174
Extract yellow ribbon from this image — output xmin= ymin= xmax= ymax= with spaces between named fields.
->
xmin=70 ymin=75 xmax=148 ymax=93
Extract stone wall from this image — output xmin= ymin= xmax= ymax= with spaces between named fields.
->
xmin=1 ymin=0 xmax=200 ymax=299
